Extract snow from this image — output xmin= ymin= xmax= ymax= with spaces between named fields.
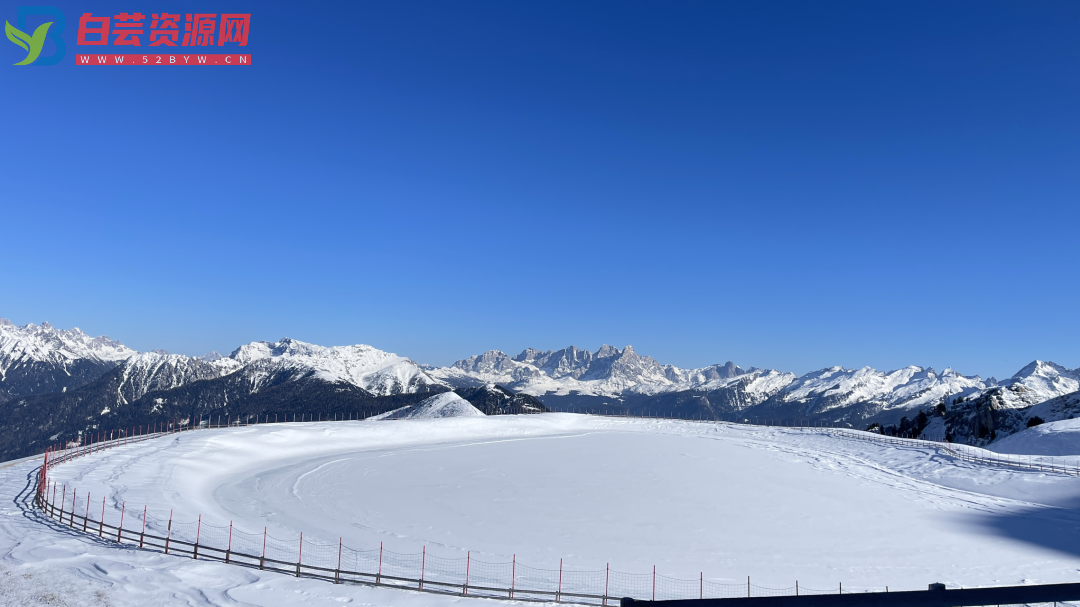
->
xmin=0 ymin=318 xmax=135 ymax=379
xmin=997 ymin=361 xmax=1080 ymax=409
xmin=115 ymin=351 xmax=240 ymax=404
xmin=990 ymin=419 xmax=1080 ymax=456
xmin=431 ymin=346 xmax=758 ymax=398
xmin=7 ymin=415 xmax=1080 ymax=606
xmin=228 ymin=338 xmax=444 ymax=395
xmin=432 ymin=347 xmax=1080 ymax=421
xmin=771 ymin=365 xmax=987 ymax=413
xmin=372 ymin=391 xmax=484 ymax=419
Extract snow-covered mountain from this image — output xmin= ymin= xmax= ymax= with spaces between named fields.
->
xmin=110 ymin=351 xmax=241 ymax=407
xmin=432 ymin=345 xmax=1078 ymax=424
xmin=428 ymin=345 xmax=746 ymax=397
xmin=769 ymin=365 xmax=989 ymax=417
xmin=995 ymin=361 xmax=1080 ymax=408
xmin=229 ymin=338 xmax=442 ymax=396
xmin=0 ymin=318 xmax=136 ymax=402
xmin=78 ymin=337 xmax=446 ymax=416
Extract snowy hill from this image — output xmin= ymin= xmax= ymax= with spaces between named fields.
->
xmin=989 ymin=417 xmax=1080 ymax=456
xmin=0 ymin=317 xmax=136 ymax=403
xmin=375 ymin=391 xmax=485 ymax=419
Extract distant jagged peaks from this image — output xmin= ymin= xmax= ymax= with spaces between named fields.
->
xmin=3 ymin=316 xmax=1078 ymax=424
xmin=0 ymin=318 xmax=140 ymax=403
xmin=0 ymin=317 xmax=136 ymax=366
xmin=432 ymin=344 xmax=1080 ymax=417
xmin=432 ymin=344 xmax=749 ymax=397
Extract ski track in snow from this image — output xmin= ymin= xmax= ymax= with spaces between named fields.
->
xmin=6 ymin=415 xmax=1080 ymax=606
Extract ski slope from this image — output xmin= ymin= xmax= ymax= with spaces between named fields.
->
xmin=6 ymin=414 xmax=1080 ymax=606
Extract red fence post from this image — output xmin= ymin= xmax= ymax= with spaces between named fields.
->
xmin=71 ymin=489 xmax=77 ymax=527
xmin=260 ymin=527 xmax=267 ymax=569
xmin=336 ymin=537 xmax=342 ymax=584
xmin=377 ymin=541 xmax=383 ymax=585
xmin=421 ymin=546 xmax=426 ymax=590
xmin=653 ymin=565 xmax=656 ymax=601
xmin=99 ymin=496 xmax=105 ymax=537
xmin=140 ymin=506 xmax=146 ymax=548
xmin=227 ymin=521 xmax=233 ymax=564
xmin=510 ymin=554 xmax=515 ymax=598
xmin=297 ymin=532 xmax=303 ymax=577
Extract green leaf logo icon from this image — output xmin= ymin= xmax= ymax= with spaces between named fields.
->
xmin=6 ymin=20 xmax=52 ymax=65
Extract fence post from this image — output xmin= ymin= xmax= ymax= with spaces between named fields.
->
xmin=260 ymin=527 xmax=266 ymax=569
xmin=653 ymin=565 xmax=656 ymax=601
xmin=140 ymin=506 xmax=146 ymax=548
xmin=377 ymin=542 xmax=383 ymax=585
xmin=194 ymin=515 xmax=201 ymax=560
xmin=165 ymin=509 xmax=173 ymax=554
xmin=421 ymin=546 xmax=426 ymax=590
xmin=59 ymin=484 xmax=66 ymax=520
xmin=465 ymin=551 xmax=471 ymax=595
xmin=558 ymin=558 xmax=563 ymax=602
xmin=71 ymin=489 xmax=77 ymax=527
xmin=748 ymin=576 xmax=750 ymax=598
xmin=117 ymin=502 xmax=125 ymax=543
xmin=796 ymin=581 xmax=799 ymax=596
xmin=510 ymin=553 xmax=514 ymax=598
xmin=700 ymin=572 xmax=703 ymax=600
xmin=99 ymin=496 xmax=105 ymax=537
xmin=297 ymin=532 xmax=303 ymax=577
xmin=336 ymin=537 xmax=341 ymax=584
xmin=227 ymin=521 xmax=233 ymax=564
xmin=604 ymin=563 xmax=609 ymax=605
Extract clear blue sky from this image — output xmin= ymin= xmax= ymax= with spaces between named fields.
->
xmin=3 ymin=0 xmax=1078 ymax=379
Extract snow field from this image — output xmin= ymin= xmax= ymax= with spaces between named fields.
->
xmin=30 ymin=414 xmax=1080 ymax=601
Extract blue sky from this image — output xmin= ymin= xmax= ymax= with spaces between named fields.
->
xmin=2 ymin=0 xmax=1078 ymax=378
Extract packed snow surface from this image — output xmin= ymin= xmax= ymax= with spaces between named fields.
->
xmin=7 ymin=415 xmax=1080 ymax=606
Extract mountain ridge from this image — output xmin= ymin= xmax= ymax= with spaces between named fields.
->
xmin=2 ymin=317 xmax=1077 ymax=460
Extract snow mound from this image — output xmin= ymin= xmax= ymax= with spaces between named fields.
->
xmin=990 ymin=418 xmax=1080 ymax=456
xmin=376 ymin=391 xmax=485 ymax=419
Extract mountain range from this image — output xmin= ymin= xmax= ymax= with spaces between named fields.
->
xmin=0 ymin=317 xmax=1076 ymax=460
xmin=428 ymin=345 xmax=1077 ymax=418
